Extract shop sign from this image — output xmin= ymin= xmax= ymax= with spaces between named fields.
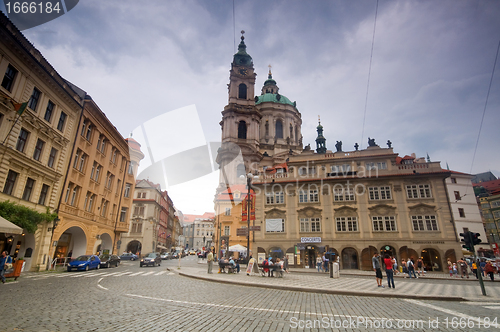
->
xmin=296 ymin=243 xmax=306 ymax=250
xmin=301 ymin=237 xmax=321 ymax=243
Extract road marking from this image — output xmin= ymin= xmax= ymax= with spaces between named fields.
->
xmin=483 ymin=306 xmax=500 ymax=310
xmin=97 ymin=277 xmax=108 ymax=291
xmin=167 ymin=272 xmax=174 ymax=275
xmin=84 ymin=272 xmax=106 ymax=278
xmin=112 ymin=271 xmax=133 ymax=276
xmin=405 ymin=299 xmax=500 ymax=328
xmin=140 ymin=271 xmax=155 ymax=276
xmin=128 ymin=272 xmax=144 ymax=276
xmin=124 ymin=293 xmax=387 ymax=320
xmin=460 ymin=302 xmax=500 ymax=305
xmin=154 ymin=271 xmax=167 ymax=276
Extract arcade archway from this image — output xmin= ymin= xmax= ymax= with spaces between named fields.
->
xmin=342 ymin=247 xmax=358 ymax=269
xmin=54 ymin=226 xmax=87 ymax=259
xmin=126 ymin=240 xmax=142 ymax=255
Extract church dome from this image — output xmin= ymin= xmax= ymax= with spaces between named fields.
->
xmin=255 ymin=93 xmax=295 ymax=108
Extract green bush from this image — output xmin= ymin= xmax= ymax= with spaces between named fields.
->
xmin=0 ymin=200 xmax=57 ymax=233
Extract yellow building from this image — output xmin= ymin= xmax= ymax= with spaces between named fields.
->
xmin=53 ymin=92 xmax=144 ymax=260
xmin=0 ymin=14 xmax=83 ymax=271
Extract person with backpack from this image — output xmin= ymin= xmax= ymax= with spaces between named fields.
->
xmin=1 ymin=251 xmax=13 ymax=284
xmin=407 ymin=257 xmax=417 ymax=279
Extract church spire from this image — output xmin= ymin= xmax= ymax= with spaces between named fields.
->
xmin=315 ymin=116 xmax=327 ymax=154
xmin=261 ymin=64 xmax=279 ymax=95
xmin=233 ymin=30 xmax=253 ymax=67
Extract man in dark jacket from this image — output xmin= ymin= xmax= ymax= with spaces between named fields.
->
xmin=1 ymin=251 xmax=13 ymax=284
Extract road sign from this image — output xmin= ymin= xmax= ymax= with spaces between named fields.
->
xmin=236 ymin=228 xmax=248 ymax=236
xmin=249 ymin=226 xmax=261 ymax=231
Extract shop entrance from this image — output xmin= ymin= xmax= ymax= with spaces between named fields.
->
xmin=302 ymin=245 xmax=317 ymax=268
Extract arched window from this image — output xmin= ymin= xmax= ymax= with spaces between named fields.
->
xmin=236 ymin=164 xmax=246 ymax=178
xmin=295 ymin=126 xmax=298 ymax=143
xmin=238 ymin=121 xmax=247 ymax=139
xmin=290 ymin=124 xmax=293 ymax=139
xmin=275 ymin=120 xmax=283 ymax=139
xmin=238 ymin=83 xmax=247 ymax=99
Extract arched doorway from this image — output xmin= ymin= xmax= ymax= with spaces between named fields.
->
xmin=399 ymin=246 xmax=418 ymax=263
xmin=380 ymin=245 xmax=397 ymax=269
xmin=268 ymin=247 xmax=283 ymax=261
xmin=422 ymin=248 xmax=442 ymax=271
xmin=55 ymin=226 xmax=87 ymax=259
xmin=257 ymin=247 xmax=266 ymax=264
xmin=301 ymin=244 xmax=318 ymax=268
xmin=126 ymin=240 xmax=142 ymax=255
xmin=342 ymin=247 xmax=358 ymax=269
xmin=99 ymin=233 xmax=113 ymax=254
xmin=361 ymin=246 xmax=378 ymax=271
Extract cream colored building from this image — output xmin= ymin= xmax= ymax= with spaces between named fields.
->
xmin=0 ymin=14 xmax=83 ymax=271
xmin=53 ymin=92 xmax=144 ymax=260
xmin=214 ymin=34 xmax=463 ymax=271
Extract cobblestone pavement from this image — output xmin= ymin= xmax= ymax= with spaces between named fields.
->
xmin=179 ymin=259 xmax=500 ymax=301
xmin=2 ymin=256 xmax=500 ymax=332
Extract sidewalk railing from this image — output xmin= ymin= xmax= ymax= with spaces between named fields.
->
xmin=49 ymin=257 xmax=72 ymax=270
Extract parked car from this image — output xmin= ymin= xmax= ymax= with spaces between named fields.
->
xmin=67 ymin=255 xmax=101 ymax=272
xmin=120 ymin=253 xmax=138 ymax=261
xmin=140 ymin=253 xmax=161 ymax=267
xmin=160 ymin=253 xmax=172 ymax=260
xmin=99 ymin=254 xmax=120 ymax=268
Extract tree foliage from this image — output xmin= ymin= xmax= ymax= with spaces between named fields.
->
xmin=0 ymin=200 xmax=57 ymax=233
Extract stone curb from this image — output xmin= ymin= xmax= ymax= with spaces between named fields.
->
xmin=174 ymin=270 xmax=465 ymax=302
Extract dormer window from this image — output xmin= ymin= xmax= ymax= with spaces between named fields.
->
xmin=238 ymin=83 xmax=247 ymax=99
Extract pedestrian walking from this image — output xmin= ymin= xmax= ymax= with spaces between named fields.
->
xmin=407 ymin=258 xmax=417 ymax=278
xmin=452 ymin=263 xmax=458 ymax=278
xmin=472 ymin=260 xmax=478 ymax=279
xmin=384 ymin=254 xmax=395 ymax=289
xmin=206 ymin=249 xmax=214 ymax=274
xmin=416 ymin=258 xmax=424 ymax=276
xmin=480 ymin=259 xmax=487 ymax=277
xmin=0 ymin=251 xmax=13 ymax=284
xmin=458 ymin=258 xmax=469 ymax=279
xmin=323 ymin=253 xmax=329 ymax=272
xmin=392 ymin=257 xmax=398 ymax=275
xmin=316 ymin=255 xmax=323 ymax=272
xmin=283 ymin=255 xmax=289 ymax=274
xmin=485 ymin=261 xmax=496 ymax=281
xmin=372 ymin=253 xmax=384 ymax=288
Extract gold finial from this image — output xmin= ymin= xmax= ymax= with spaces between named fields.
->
xmin=268 ymin=64 xmax=272 ymax=75
xmin=318 ymin=115 xmax=321 ymax=124
xmin=241 ymin=30 xmax=245 ymax=40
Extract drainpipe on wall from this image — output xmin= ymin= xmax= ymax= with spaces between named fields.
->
xmin=443 ymin=177 xmax=459 ymax=243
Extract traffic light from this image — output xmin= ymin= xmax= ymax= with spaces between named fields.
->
xmin=460 ymin=231 xmax=473 ymax=251
xmin=471 ymin=232 xmax=482 ymax=246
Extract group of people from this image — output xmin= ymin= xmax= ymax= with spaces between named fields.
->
xmin=262 ymin=256 xmax=288 ymax=277
xmin=372 ymin=254 xmax=424 ymax=289
xmin=316 ymin=253 xmax=331 ymax=272
xmin=448 ymin=257 xmax=498 ymax=281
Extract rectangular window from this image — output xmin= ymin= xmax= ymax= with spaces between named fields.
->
xmin=85 ymin=124 xmax=92 ymax=141
xmin=22 ymin=178 xmax=35 ymax=201
xmin=101 ymin=200 xmax=108 ymax=217
xmin=16 ymin=128 xmax=29 ymax=152
xmin=491 ymin=201 xmax=500 ymax=208
xmin=224 ymin=226 xmax=230 ymax=236
xmin=451 ymin=178 xmax=457 ymax=184
xmin=128 ymin=161 xmax=134 ymax=175
xmin=78 ymin=152 xmax=86 ymax=172
xmin=73 ymin=149 xmax=80 ymax=169
xmin=47 ymin=147 xmax=57 ymax=168
xmin=454 ymin=191 xmax=461 ymax=201
xmin=124 ymin=183 xmax=131 ymax=197
xmin=369 ymin=186 xmax=392 ymax=200
xmin=299 ymin=167 xmax=316 ymax=176
xmin=38 ymin=184 xmax=49 ymax=205
xmin=334 ymin=187 xmax=355 ymax=201
xmin=300 ymin=218 xmax=321 ymax=232
xmin=406 ymin=184 xmax=432 ymax=199
xmin=493 ymin=211 xmax=500 ymax=219
xmin=57 ymin=112 xmax=67 ymax=132
xmin=1 ymin=64 xmax=18 ymax=91
xmin=33 ymin=139 xmax=45 ymax=161
xmin=116 ymin=179 xmax=121 ymax=194
xmin=299 ymin=190 xmax=308 ymax=203
xmin=372 ymin=216 xmax=396 ymax=231
xmin=411 ymin=215 xmax=438 ymax=231
xmin=28 ymin=87 xmax=41 ymax=111
xmin=64 ymin=183 xmax=72 ymax=203
xmin=458 ymin=208 xmax=465 ymax=218
xmin=225 ymin=208 xmax=231 ymax=216
xmin=84 ymin=191 xmax=90 ymax=210
xmin=3 ymin=170 xmax=18 ymax=195
xmin=70 ymin=186 xmax=79 ymax=206
xmin=44 ymin=101 xmax=54 ymax=122
xmin=336 ymin=217 xmax=358 ymax=232
xmin=133 ymin=206 xmax=145 ymax=216
xmin=309 ymin=189 xmax=319 ymax=202
xmin=120 ymin=208 xmax=128 ymax=222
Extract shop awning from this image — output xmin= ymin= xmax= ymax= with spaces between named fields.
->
xmin=229 ymin=244 xmax=247 ymax=252
xmin=0 ymin=215 xmax=22 ymax=234
xmin=157 ymin=245 xmax=168 ymax=250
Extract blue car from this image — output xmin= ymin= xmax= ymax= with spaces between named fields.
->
xmin=120 ymin=253 xmax=138 ymax=261
xmin=67 ymin=255 xmax=101 ymax=272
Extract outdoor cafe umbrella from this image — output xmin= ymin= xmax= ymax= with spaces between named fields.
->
xmin=0 ymin=215 xmax=22 ymax=234
xmin=228 ymin=244 xmax=246 ymax=252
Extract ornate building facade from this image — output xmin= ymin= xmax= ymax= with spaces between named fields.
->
xmin=214 ymin=33 xmax=463 ymax=271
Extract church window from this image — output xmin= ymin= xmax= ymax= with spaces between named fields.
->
xmin=290 ymin=124 xmax=293 ymax=139
xmin=238 ymin=121 xmax=247 ymax=139
xmin=276 ymin=120 xmax=283 ymax=139
xmin=295 ymin=126 xmax=298 ymax=143
xmin=238 ymin=83 xmax=247 ymax=99
xmin=265 ymin=121 xmax=269 ymax=136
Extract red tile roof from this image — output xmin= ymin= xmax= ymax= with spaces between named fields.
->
xmin=473 ymin=179 xmax=500 ymax=192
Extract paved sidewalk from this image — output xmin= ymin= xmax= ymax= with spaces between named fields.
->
xmin=173 ymin=263 xmax=500 ymax=302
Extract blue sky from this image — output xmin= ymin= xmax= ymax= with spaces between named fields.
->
xmin=4 ymin=0 xmax=499 ymax=214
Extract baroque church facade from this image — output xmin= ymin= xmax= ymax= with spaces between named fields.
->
xmin=214 ymin=33 xmax=462 ymax=271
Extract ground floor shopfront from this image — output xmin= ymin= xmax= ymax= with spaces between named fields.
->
xmin=254 ymin=238 xmax=463 ymax=272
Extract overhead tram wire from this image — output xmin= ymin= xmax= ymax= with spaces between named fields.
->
xmin=360 ymin=0 xmax=379 ymax=149
xmin=233 ymin=0 xmax=236 ymax=54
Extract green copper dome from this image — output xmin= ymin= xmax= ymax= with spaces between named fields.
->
xmin=233 ymin=34 xmax=253 ymax=67
xmin=255 ymin=93 xmax=296 ymax=108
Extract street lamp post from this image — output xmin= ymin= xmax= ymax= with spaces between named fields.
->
xmin=245 ymin=173 xmax=252 ymax=262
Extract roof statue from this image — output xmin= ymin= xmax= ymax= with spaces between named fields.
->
xmin=368 ymin=137 xmax=377 ymax=147
xmin=387 ymin=140 xmax=392 ymax=148
xmin=335 ymin=141 xmax=342 ymax=152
